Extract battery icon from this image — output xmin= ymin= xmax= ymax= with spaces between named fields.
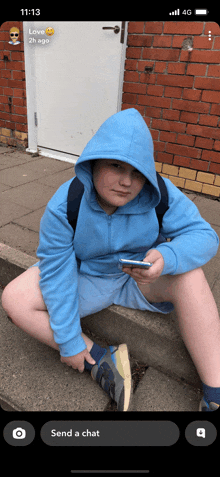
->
xmin=195 ymin=9 xmax=208 ymax=15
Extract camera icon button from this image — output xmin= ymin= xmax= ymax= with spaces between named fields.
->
xmin=3 ymin=421 xmax=35 ymax=446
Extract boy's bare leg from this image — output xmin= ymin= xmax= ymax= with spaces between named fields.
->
xmin=137 ymin=267 xmax=220 ymax=388
xmin=1 ymin=267 xmax=94 ymax=354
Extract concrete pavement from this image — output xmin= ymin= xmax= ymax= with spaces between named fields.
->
xmin=0 ymin=144 xmax=219 ymax=411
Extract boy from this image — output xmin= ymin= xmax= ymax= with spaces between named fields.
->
xmin=2 ymin=108 xmax=220 ymax=412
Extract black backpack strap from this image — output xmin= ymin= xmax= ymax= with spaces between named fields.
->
xmin=67 ymin=176 xmax=84 ymax=232
xmin=155 ymin=172 xmax=169 ymax=231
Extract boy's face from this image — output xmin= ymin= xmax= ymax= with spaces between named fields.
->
xmin=92 ymin=159 xmax=146 ymax=214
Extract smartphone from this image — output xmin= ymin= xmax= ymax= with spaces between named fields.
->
xmin=118 ymin=259 xmax=153 ymax=270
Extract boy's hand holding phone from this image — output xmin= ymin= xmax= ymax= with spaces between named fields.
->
xmin=122 ymin=249 xmax=164 ymax=285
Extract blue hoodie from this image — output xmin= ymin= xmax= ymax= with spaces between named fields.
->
xmin=36 ymin=108 xmax=219 ymax=357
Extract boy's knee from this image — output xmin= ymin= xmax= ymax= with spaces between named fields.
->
xmin=1 ymin=283 xmax=14 ymax=314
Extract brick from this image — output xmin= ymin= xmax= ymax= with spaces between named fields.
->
xmin=210 ymin=163 xmax=220 ymax=175
xmin=122 ymin=93 xmax=137 ymax=104
xmin=204 ymin=22 xmax=220 ymax=35
xmin=167 ymin=63 xmax=186 ymax=75
xmin=202 ymin=183 xmax=220 ymax=197
xmin=201 ymin=150 xmax=220 ymax=163
xmin=186 ymin=64 xmax=207 ymax=76
xmin=1 ymin=69 xmax=11 ymax=79
xmin=166 ymin=143 xmax=201 ymax=159
xmin=138 ymin=96 xmax=171 ymax=108
xmin=147 ymin=85 xmax=164 ymax=96
xmin=126 ymin=47 xmax=142 ymax=59
xmin=169 ymin=176 xmax=185 ymax=188
xmin=157 ymin=152 xmax=173 ymax=164
xmin=14 ymin=130 xmax=27 ymax=140
xmin=155 ymin=162 xmax=162 ymax=172
xmin=214 ymin=140 xmax=220 ymax=151
xmin=3 ymin=87 xmax=13 ymax=96
xmin=199 ymin=115 xmax=218 ymax=127
xmin=195 ymin=137 xmax=214 ymax=150
xmin=150 ymin=129 xmax=159 ymax=140
xmin=142 ymin=49 xmax=179 ymax=61
xmin=154 ymin=139 xmax=164 ymax=150
xmin=157 ymin=74 xmax=193 ymax=88
xmin=160 ymin=131 xmax=176 ymax=143
xmin=179 ymin=167 xmax=196 ymax=180
xmin=162 ymin=164 xmax=179 ymax=176
xmin=14 ymin=105 xmax=27 ymax=115
xmin=123 ymin=82 xmax=147 ymax=94
xmin=187 ymin=124 xmax=220 ymax=140
xmin=153 ymin=36 xmax=172 ymax=47
xmin=185 ymin=180 xmax=202 ymax=192
xmin=8 ymin=80 xmax=24 ymax=88
xmin=140 ymin=73 xmax=156 ymax=85
xmin=163 ymin=109 xmax=180 ymax=121
xmin=187 ymin=50 xmax=220 ymax=64
xmin=182 ymin=89 xmax=202 ymax=101
xmin=164 ymin=86 xmax=182 ymax=98
xmin=201 ymin=90 xmax=220 ymax=103
xmin=125 ymin=59 xmax=138 ymax=71
xmin=207 ymin=65 xmax=220 ymax=77
xmin=193 ymin=36 xmax=212 ymax=49
xmin=215 ymin=175 xmax=220 ymax=186
xmin=154 ymin=62 xmax=167 ymax=73
xmin=173 ymin=99 xmax=210 ymax=114
xmin=128 ymin=35 xmax=152 ymax=47
xmin=128 ymin=22 xmax=145 ymax=34
xmin=152 ymin=118 xmax=186 ymax=133
xmin=180 ymin=111 xmax=198 ymax=124
xmin=164 ymin=22 xmax=203 ymax=35
xmin=124 ymin=71 xmax=139 ymax=82
xmin=190 ymin=159 xmax=209 ymax=171
xmin=145 ymin=107 xmax=161 ymax=118
xmin=144 ymin=22 xmax=163 ymax=34
xmin=137 ymin=61 xmax=154 ymax=72
xmin=210 ymin=104 xmax=220 ymax=115
xmin=197 ymin=171 xmax=215 ymax=184
xmin=194 ymin=77 xmax=220 ymax=91
xmin=173 ymin=156 xmax=191 ymax=168
xmin=11 ymin=51 xmax=23 ymax=61
xmin=12 ymin=70 xmax=25 ymax=80
xmin=172 ymin=35 xmax=189 ymax=48
xmin=16 ymin=123 xmax=28 ymax=132
xmin=177 ymin=134 xmax=195 ymax=146
xmin=1 ymin=127 xmax=11 ymax=137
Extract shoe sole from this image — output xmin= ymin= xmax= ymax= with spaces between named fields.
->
xmin=115 ymin=343 xmax=132 ymax=411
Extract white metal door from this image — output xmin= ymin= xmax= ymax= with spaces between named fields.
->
xmin=24 ymin=21 xmax=127 ymax=161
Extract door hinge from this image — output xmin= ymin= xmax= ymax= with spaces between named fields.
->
xmin=34 ymin=112 xmax=38 ymax=127
xmin=120 ymin=21 xmax=126 ymax=44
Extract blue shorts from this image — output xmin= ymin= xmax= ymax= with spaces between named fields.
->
xmin=30 ymin=262 xmax=174 ymax=316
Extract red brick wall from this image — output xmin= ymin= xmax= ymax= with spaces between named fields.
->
xmin=0 ymin=21 xmax=27 ymax=147
xmin=122 ymin=21 xmax=220 ymax=179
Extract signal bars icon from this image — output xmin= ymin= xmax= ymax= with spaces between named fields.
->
xmin=169 ymin=9 xmax=180 ymax=15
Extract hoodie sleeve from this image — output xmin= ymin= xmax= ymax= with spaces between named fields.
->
xmin=154 ymin=178 xmax=219 ymax=275
xmin=36 ymin=182 xmax=87 ymax=357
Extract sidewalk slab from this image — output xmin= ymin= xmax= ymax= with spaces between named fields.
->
xmin=0 ymin=290 xmax=109 ymax=412
xmin=131 ymin=367 xmax=203 ymax=412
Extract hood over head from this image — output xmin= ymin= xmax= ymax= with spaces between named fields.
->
xmin=74 ymin=108 xmax=161 ymax=213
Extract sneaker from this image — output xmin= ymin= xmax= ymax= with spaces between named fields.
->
xmin=91 ymin=343 xmax=132 ymax=411
xmin=199 ymin=397 xmax=220 ymax=412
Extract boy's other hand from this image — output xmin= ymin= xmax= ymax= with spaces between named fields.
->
xmin=61 ymin=349 xmax=96 ymax=373
xmin=122 ymin=249 xmax=164 ymax=285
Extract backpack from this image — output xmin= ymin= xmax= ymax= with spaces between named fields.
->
xmin=67 ymin=172 xmax=168 ymax=234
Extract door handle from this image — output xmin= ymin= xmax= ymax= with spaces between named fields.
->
xmin=102 ymin=25 xmax=120 ymax=34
